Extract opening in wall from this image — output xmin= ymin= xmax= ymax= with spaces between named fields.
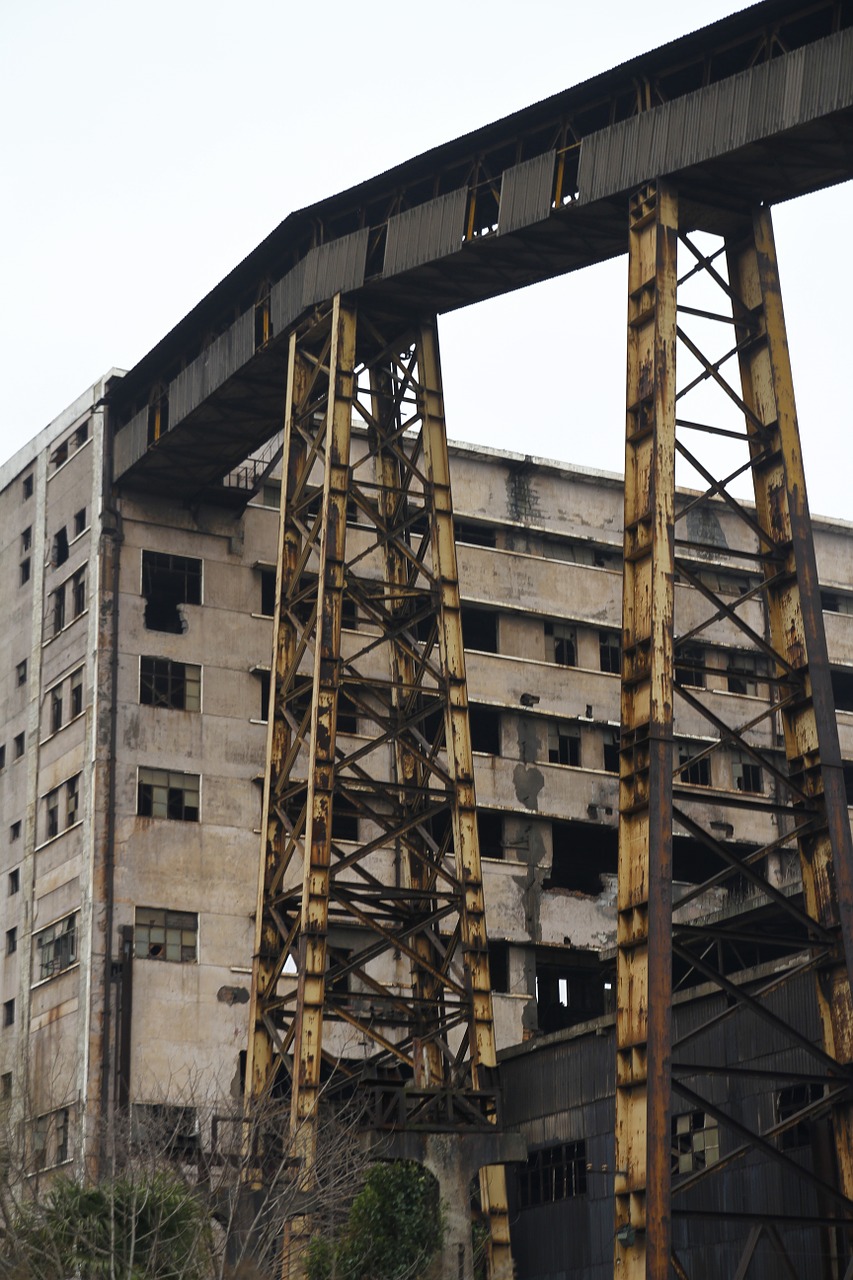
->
xmin=141 ymin=552 xmax=201 ymax=633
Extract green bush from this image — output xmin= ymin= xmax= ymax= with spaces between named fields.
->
xmin=306 ymin=1160 xmax=442 ymax=1280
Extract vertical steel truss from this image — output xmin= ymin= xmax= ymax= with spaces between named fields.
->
xmin=245 ymin=297 xmax=512 ymax=1277
xmin=616 ymin=181 xmax=853 ymax=1278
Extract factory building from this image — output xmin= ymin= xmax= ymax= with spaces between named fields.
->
xmin=1 ymin=374 xmax=851 ymax=1208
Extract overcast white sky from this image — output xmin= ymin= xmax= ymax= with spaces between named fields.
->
xmin=2 ymin=0 xmax=850 ymax=520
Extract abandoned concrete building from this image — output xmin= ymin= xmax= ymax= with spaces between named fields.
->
xmin=1 ymin=371 xmax=852 ymax=1266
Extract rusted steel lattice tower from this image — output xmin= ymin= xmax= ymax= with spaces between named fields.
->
xmin=245 ymin=298 xmax=516 ymax=1279
xmin=615 ymin=180 xmax=853 ymax=1278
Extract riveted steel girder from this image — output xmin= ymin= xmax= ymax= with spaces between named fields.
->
xmin=245 ymin=302 xmax=512 ymax=1279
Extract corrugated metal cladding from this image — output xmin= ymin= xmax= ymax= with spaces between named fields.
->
xmin=270 ymin=259 xmax=306 ymax=337
xmin=301 ymin=227 xmax=370 ymax=309
xmin=113 ymin=407 xmax=148 ymax=479
xmin=501 ymin=969 xmax=830 ymax=1280
xmin=498 ymin=152 xmax=555 ymax=236
xmin=383 ymin=187 xmax=468 ymax=277
xmin=577 ymin=26 xmax=853 ymax=204
xmin=168 ymin=311 xmax=255 ymax=430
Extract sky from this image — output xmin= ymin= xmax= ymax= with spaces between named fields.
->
xmin=2 ymin=0 xmax=851 ymax=521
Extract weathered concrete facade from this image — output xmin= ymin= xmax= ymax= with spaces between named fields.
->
xmin=1 ymin=379 xmax=852 ymax=1175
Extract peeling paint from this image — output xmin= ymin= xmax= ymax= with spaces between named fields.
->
xmin=512 ymin=763 xmax=544 ymax=811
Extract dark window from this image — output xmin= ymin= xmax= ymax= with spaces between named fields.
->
xmin=21 ymin=527 xmax=31 ymax=552
xmin=678 ymin=746 xmax=711 ymax=787
xmin=672 ymin=1111 xmax=719 ymax=1175
xmin=461 ymin=608 xmax=499 ymax=654
xmin=51 ymin=688 xmax=63 ymax=734
xmin=0 ymin=746 xmax=5 ymax=770
xmin=22 ymin=475 xmax=33 ymax=500
xmin=46 ymin=789 xmax=60 ymax=839
xmin=454 ymin=520 xmax=496 ymax=548
xmin=599 ymin=631 xmax=621 ymax=674
xmin=821 ymin=590 xmax=853 ymax=616
xmin=332 ymin=799 xmax=360 ymax=843
xmin=518 ymin=1141 xmax=587 ymax=1208
xmin=603 ymin=729 xmax=620 ymax=773
xmin=66 ymin=776 xmax=79 ymax=827
xmin=844 ymin=763 xmax=853 ymax=806
xmin=477 ymin=811 xmax=503 ymax=860
xmin=141 ymin=552 xmax=201 ymax=633
xmin=70 ymin=670 xmax=83 ymax=718
xmin=133 ymin=1103 xmax=199 ymax=1155
xmin=20 ymin=559 xmax=30 ymax=586
xmin=260 ymin=568 xmax=276 ymax=617
xmin=336 ymin=691 xmax=358 ymax=734
xmin=52 ymin=584 xmax=66 ymax=634
xmin=137 ymin=768 xmax=199 ymax=821
xmin=675 ymin=644 xmax=705 ymax=688
xmin=545 ymin=621 xmax=576 ymax=667
xmin=51 ymin=440 xmax=69 ymax=469
xmin=8 ymin=870 xmax=19 ymax=896
xmin=548 ymin=723 xmax=580 ymax=767
xmin=3 ymin=1000 xmax=14 ymax=1028
xmin=14 ymin=733 xmax=24 ymax=760
xmin=256 ymin=670 xmax=271 ymax=721
xmin=16 ymin=660 xmax=27 ymax=687
xmin=6 ymin=928 xmax=16 ymax=956
xmin=548 ymin=820 xmax=617 ymax=895
xmin=0 ymin=1074 xmax=11 ymax=1102
xmin=135 ymin=908 xmax=197 ymax=963
xmin=488 ymin=940 xmax=509 ymax=993
xmin=53 ymin=527 xmax=69 ymax=567
xmin=469 ymin=705 xmax=501 ymax=754
xmin=72 ymin=568 xmax=86 ymax=617
xmin=10 ymin=821 xmax=21 ymax=842
xmin=75 ymin=421 xmax=89 ymax=448
xmin=831 ymin=668 xmax=853 ymax=714
xmin=74 ymin=508 xmax=87 ymax=537
xmin=35 ymin=915 xmax=78 ymax=980
xmin=733 ymin=753 xmax=762 ymax=794
xmin=140 ymin=658 xmax=201 ymax=711
xmin=776 ymin=1083 xmax=824 ymax=1151
xmin=727 ymin=651 xmax=762 ymax=696
xmin=262 ymin=482 xmax=281 ymax=509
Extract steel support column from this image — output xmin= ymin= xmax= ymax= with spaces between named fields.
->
xmin=615 ymin=182 xmax=853 ymax=1275
xmin=246 ymin=302 xmax=513 ymax=1280
xmin=614 ymin=180 xmax=677 ymax=1280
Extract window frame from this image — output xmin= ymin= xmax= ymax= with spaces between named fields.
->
xmin=137 ymin=767 xmax=200 ymax=822
xmin=34 ymin=914 xmax=79 ymax=983
xmin=134 ymin=907 xmax=198 ymax=964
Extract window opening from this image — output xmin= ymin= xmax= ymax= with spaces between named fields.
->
xmin=10 ymin=821 xmax=20 ymax=842
xmin=51 ymin=688 xmax=63 ymax=734
xmin=16 ymin=660 xmax=27 ymax=687
xmin=3 ymin=1000 xmax=14 ymax=1027
xmin=732 ymin=752 xmax=762 ymax=794
xmin=675 ymin=644 xmax=705 ymax=688
xmin=469 ymin=706 xmax=501 ymax=754
xmin=454 ymin=520 xmax=496 ymax=548
xmin=35 ymin=915 xmax=78 ymax=980
xmin=603 ymin=729 xmax=620 ymax=773
xmin=599 ymin=631 xmax=621 ymax=674
xmin=14 ymin=733 xmax=24 ymax=759
xmin=727 ymin=651 xmax=762 ymax=696
xmin=53 ymin=527 xmax=69 ymax=567
xmin=545 ymin=620 xmax=576 ymax=667
xmin=6 ymin=928 xmax=16 ymax=956
xmin=461 ymin=607 xmax=499 ymax=654
xmin=72 ymin=568 xmax=86 ymax=617
xmin=776 ymin=1083 xmax=825 ymax=1151
xmin=8 ymin=870 xmax=19 ymax=896
xmin=20 ymin=559 xmax=30 ymax=586
xmin=70 ymin=669 xmax=83 ymax=718
xmin=140 ymin=658 xmax=201 ymax=711
xmin=74 ymin=507 xmax=87 ymax=537
xmin=46 ymin=789 xmax=60 ymax=839
xmin=133 ymin=1103 xmax=199 ymax=1155
xmin=22 ymin=475 xmax=33 ymax=500
xmin=21 ymin=527 xmax=31 ymax=552
xmin=672 ymin=1111 xmax=720 ymax=1175
xmin=135 ymin=908 xmax=198 ymax=962
xmin=66 ymin=776 xmax=80 ymax=826
xmin=51 ymin=584 xmax=66 ymax=634
xmin=518 ymin=1141 xmax=588 ymax=1207
xmin=260 ymin=568 xmax=276 ymax=617
xmin=142 ymin=552 xmax=201 ymax=633
xmin=137 ymin=768 xmax=199 ymax=821
xmin=477 ymin=811 xmax=503 ymax=860
xmin=678 ymin=745 xmax=711 ymax=787
xmin=548 ymin=722 xmax=580 ymax=767
xmin=488 ymin=940 xmax=509 ymax=992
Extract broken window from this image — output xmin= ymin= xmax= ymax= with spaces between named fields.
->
xmin=548 ymin=820 xmax=616 ymax=895
xmin=74 ymin=507 xmax=87 ymax=537
xmin=141 ymin=551 xmax=201 ymax=633
xmin=10 ymin=821 xmax=20 ymax=842
xmin=22 ymin=475 xmax=33 ymax=501
xmin=548 ymin=722 xmax=580 ymax=767
xmin=672 ymin=1111 xmax=719 ymax=1175
xmin=8 ymin=870 xmax=19 ymax=896
xmin=732 ymin=751 xmax=762 ymax=794
xmin=454 ymin=520 xmax=496 ymax=548
xmin=75 ymin=421 xmax=89 ymax=449
xmin=137 ymin=768 xmax=199 ymax=822
xmin=675 ymin=644 xmax=705 ymax=688
xmin=599 ymin=630 xmax=621 ymax=674
xmin=35 ymin=914 xmax=78 ymax=981
xmin=51 ymin=440 xmax=69 ymax=469
xmin=16 ymin=660 xmax=27 ymax=687
xmin=332 ymin=799 xmax=360 ymax=843
xmin=821 ymin=590 xmax=853 ymax=616
xmin=545 ymin=620 xmax=576 ymax=667
xmin=831 ymin=667 xmax=853 ymax=713
xmin=21 ymin=527 xmax=31 ymax=552
xmin=0 ymin=745 xmax=6 ymax=770
xmin=51 ymin=687 xmax=63 ymax=734
xmin=259 ymin=568 xmax=276 ymax=617
xmin=20 ymin=558 xmax=30 ymax=586
xmin=6 ymin=928 xmax=16 ymax=956
xmin=135 ymin=908 xmax=198 ymax=963
xmin=70 ymin=669 xmax=83 ymax=718
xmin=33 ymin=1108 xmax=70 ymax=1170
xmin=45 ymin=790 xmax=60 ymax=839
xmin=776 ymin=1083 xmax=824 ymax=1151
xmin=488 ymin=940 xmax=509 ymax=993
xmin=252 ymin=668 xmax=271 ymax=722
xmin=727 ymin=651 xmax=763 ymax=696
xmin=140 ymin=657 xmax=201 ymax=711
xmin=51 ymin=584 xmax=66 ymax=634
xmin=133 ymin=1103 xmax=199 ymax=1155
xmin=66 ymin=776 xmax=80 ymax=827
xmin=477 ymin=810 xmax=503 ymax=860
xmin=53 ymin=527 xmax=69 ymax=567
xmin=678 ymin=744 xmax=711 ymax=787
xmin=518 ymin=1141 xmax=587 ymax=1207
xmin=14 ymin=733 xmax=24 ymax=759
xmin=336 ymin=692 xmax=358 ymax=735
xmin=603 ymin=728 xmax=620 ymax=774
xmin=461 ymin=607 xmax=499 ymax=654
xmin=469 ymin=705 xmax=501 ymax=754
xmin=72 ymin=568 xmax=86 ymax=617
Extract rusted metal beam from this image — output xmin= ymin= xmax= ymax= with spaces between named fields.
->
xmin=615 ymin=179 xmax=677 ymax=1280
